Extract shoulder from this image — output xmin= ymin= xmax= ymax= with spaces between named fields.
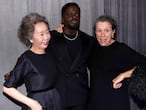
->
xmin=18 ymin=50 xmax=29 ymax=60
xmin=17 ymin=50 xmax=35 ymax=64
xmin=50 ymin=30 xmax=62 ymax=37
xmin=118 ymin=42 xmax=136 ymax=52
xmin=79 ymin=30 xmax=95 ymax=42
xmin=49 ymin=30 xmax=64 ymax=42
xmin=78 ymin=30 xmax=92 ymax=38
xmin=114 ymin=41 xmax=143 ymax=57
xmin=20 ymin=50 xmax=33 ymax=58
xmin=15 ymin=50 xmax=30 ymax=62
xmin=78 ymin=31 xmax=96 ymax=51
xmin=12 ymin=50 xmax=33 ymax=71
xmin=114 ymin=41 xmax=131 ymax=50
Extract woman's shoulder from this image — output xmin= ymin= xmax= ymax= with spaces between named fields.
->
xmin=114 ymin=41 xmax=130 ymax=49
xmin=17 ymin=50 xmax=32 ymax=62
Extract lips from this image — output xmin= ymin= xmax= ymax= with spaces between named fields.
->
xmin=99 ymin=38 xmax=107 ymax=42
xmin=98 ymin=38 xmax=107 ymax=45
xmin=71 ymin=18 xmax=79 ymax=24
xmin=72 ymin=20 xmax=78 ymax=23
xmin=42 ymin=41 xmax=49 ymax=45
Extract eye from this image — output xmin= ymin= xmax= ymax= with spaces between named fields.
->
xmin=40 ymin=33 xmax=44 ymax=36
xmin=105 ymin=29 xmax=110 ymax=32
xmin=96 ymin=29 xmax=101 ymax=33
xmin=46 ymin=31 xmax=50 ymax=34
xmin=67 ymin=13 xmax=72 ymax=17
xmin=67 ymin=13 xmax=79 ymax=17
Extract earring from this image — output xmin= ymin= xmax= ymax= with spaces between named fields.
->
xmin=30 ymin=40 xmax=33 ymax=43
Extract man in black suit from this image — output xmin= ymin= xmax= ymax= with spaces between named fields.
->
xmin=48 ymin=2 xmax=95 ymax=110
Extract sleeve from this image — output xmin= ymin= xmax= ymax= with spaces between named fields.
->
xmin=120 ymin=43 xmax=146 ymax=101
xmin=4 ymin=55 xmax=31 ymax=88
xmin=121 ymin=43 xmax=146 ymax=66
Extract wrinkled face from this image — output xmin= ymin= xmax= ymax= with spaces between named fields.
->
xmin=62 ymin=6 xmax=80 ymax=30
xmin=30 ymin=22 xmax=50 ymax=51
xmin=95 ymin=21 xmax=115 ymax=47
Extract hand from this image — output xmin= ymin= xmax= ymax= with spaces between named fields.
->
xmin=112 ymin=67 xmax=136 ymax=89
xmin=55 ymin=24 xmax=64 ymax=33
xmin=29 ymin=100 xmax=42 ymax=110
xmin=112 ymin=73 xmax=124 ymax=89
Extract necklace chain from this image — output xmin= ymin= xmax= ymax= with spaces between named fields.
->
xmin=63 ymin=31 xmax=78 ymax=41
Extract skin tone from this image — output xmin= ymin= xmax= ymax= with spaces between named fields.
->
xmin=112 ymin=67 xmax=136 ymax=89
xmin=62 ymin=5 xmax=80 ymax=36
xmin=30 ymin=22 xmax=51 ymax=54
xmin=3 ymin=7 xmax=80 ymax=108
xmin=95 ymin=21 xmax=115 ymax=47
xmin=55 ymin=20 xmax=136 ymax=90
xmin=95 ymin=21 xmax=136 ymax=89
xmin=3 ymin=22 xmax=51 ymax=110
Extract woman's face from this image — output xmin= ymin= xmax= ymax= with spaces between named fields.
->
xmin=95 ymin=21 xmax=115 ymax=47
xmin=30 ymin=22 xmax=50 ymax=53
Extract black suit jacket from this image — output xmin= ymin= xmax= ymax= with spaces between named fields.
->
xmin=47 ymin=30 xmax=95 ymax=107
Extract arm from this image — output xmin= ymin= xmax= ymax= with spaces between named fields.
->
xmin=2 ymin=86 xmax=42 ymax=110
xmin=112 ymin=67 xmax=136 ymax=89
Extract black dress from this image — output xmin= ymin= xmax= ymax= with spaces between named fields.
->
xmin=88 ymin=41 xmax=146 ymax=110
xmin=4 ymin=50 xmax=61 ymax=110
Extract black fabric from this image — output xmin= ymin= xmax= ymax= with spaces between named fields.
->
xmin=4 ymin=50 xmax=57 ymax=92
xmin=21 ymin=89 xmax=61 ymax=110
xmin=64 ymin=104 xmax=87 ymax=110
xmin=88 ymin=41 xmax=146 ymax=110
xmin=127 ymin=66 xmax=146 ymax=101
xmin=4 ymin=49 xmax=61 ymax=110
xmin=64 ymin=35 xmax=81 ymax=62
xmin=48 ymin=30 xmax=95 ymax=107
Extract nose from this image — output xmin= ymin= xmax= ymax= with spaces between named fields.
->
xmin=101 ymin=31 xmax=105 ymax=37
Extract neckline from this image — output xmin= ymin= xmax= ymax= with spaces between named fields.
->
xmin=63 ymin=31 xmax=78 ymax=41
xmin=99 ymin=41 xmax=117 ymax=49
xmin=28 ymin=50 xmax=46 ymax=56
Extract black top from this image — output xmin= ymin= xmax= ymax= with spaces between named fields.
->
xmin=88 ymin=41 xmax=146 ymax=110
xmin=4 ymin=49 xmax=57 ymax=93
xmin=63 ymin=34 xmax=81 ymax=62
xmin=48 ymin=30 xmax=95 ymax=107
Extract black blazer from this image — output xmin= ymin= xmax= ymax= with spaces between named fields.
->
xmin=47 ymin=30 xmax=95 ymax=107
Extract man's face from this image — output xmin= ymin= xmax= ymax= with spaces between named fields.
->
xmin=62 ymin=6 xmax=80 ymax=30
